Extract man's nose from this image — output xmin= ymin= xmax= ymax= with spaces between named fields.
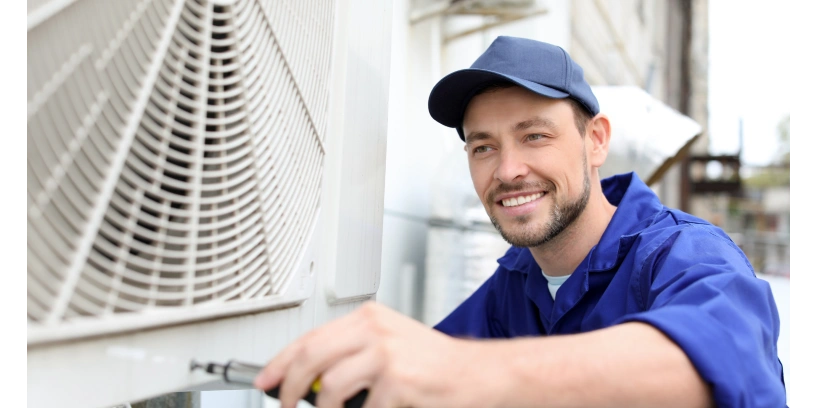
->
xmin=494 ymin=147 xmax=529 ymax=183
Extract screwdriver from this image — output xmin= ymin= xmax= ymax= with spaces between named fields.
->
xmin=190 ymin=359 xmax=369 ymax=408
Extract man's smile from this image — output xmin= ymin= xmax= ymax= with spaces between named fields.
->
xmin=494 ymin=191 xmax=547 ymax=216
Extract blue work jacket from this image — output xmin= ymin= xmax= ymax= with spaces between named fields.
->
xmin=435 ymin=172 xmax=786 ymax=407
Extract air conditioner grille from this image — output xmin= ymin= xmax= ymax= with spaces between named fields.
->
xmin=27 ymin=0 xmax=332 ymax=341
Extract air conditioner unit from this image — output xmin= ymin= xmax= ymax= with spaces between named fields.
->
xmin=26 ymin=0 xmax=393 ymax=407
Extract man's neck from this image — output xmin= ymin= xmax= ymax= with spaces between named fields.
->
xmin=529 ymin=184 xmax=617 ymax=277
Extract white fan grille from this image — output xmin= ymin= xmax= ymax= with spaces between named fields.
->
xmin=27 ymin=0 xmax=331 ymax=339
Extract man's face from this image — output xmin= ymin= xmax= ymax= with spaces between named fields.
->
xmin=462 ymin=86 xmax=591 ymax=247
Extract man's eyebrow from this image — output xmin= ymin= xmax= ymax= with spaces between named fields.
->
xmin=465 ymin=117 xmax=557 ymax=144
xmin=513 ymin=117 xmax=559 ymax=132
xmin=464 ymin=132 xmax=492 ymax=145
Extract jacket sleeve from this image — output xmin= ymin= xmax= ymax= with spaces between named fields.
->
xmin=616 ymin=225 xmax=786 ymax=407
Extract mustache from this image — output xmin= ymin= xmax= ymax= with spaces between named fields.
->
xmin=487 ymin=181 xmax=553 ymax=202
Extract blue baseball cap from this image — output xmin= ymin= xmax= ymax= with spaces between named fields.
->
xmin=428 ymin=36 xmax=599 ymax=140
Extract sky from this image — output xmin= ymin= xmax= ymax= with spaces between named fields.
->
xmin=707 ymin=1 xmax=793 ymax=167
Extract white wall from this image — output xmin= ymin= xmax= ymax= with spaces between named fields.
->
xmin=377 ymin=0 xmax=446 ymax=320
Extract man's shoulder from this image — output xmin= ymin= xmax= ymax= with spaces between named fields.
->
xmin=648 ymin=207 xmax=733 ymax=241
xmin=636 ymin=207 xmax=748 ymax=268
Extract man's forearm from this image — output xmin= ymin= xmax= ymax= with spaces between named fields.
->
xmin=467 ymin=322 xmax=713 ymax=408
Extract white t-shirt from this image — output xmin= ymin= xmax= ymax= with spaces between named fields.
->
xmin=541 ymin=270 xmax=571 ymax=300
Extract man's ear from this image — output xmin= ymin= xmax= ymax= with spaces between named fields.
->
xmin=586 ymin=113 xmax=611 ymax=168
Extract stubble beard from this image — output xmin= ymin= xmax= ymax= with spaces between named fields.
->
xmin=488 ymin=162 xmax=591 ymax=248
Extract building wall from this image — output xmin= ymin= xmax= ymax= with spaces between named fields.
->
xmin=570 ymin=0 xmax=662 ymax=90
xmin=570 ymin=0 xmax=710 ymax=211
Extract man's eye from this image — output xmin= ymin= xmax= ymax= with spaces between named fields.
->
xmin=473 ymin=145 xmax=493 ymax=154
xmin=527 ymin=134 xmax=546 ymax=141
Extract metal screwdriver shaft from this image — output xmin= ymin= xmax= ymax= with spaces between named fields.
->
xmin=190 ymin=359 xmax=368 ymax=408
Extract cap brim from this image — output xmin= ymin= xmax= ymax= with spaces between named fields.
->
xmin=427 ymin=69 xmax=570 ymax=138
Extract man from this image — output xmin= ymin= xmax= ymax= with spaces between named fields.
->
xmin=255 ymin=36 xmax=785 ymax=408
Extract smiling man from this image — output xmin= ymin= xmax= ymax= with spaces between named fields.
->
xmin=255 ymin=36 xmax=786 ymax=408
xmin=462 ymin=86 xmax=603 ymax=262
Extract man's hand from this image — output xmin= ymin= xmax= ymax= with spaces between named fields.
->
xmin=253 ymin=301 xmax=713 ymax=408
xmin=253 ymin=301 xmax=498 ymax=408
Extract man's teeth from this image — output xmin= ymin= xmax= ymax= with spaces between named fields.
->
xmin=502 ymin=192 xmax=544 ymax=207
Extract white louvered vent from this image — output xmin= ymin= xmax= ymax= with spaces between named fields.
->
xmin=27 ymin=0 xmax=333 ymax=344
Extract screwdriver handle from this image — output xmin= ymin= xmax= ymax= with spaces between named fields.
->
xmin=193 ymin=359 xmax=368 ymax=407
xmin=265 ymin=385 xmax=369 ymax=408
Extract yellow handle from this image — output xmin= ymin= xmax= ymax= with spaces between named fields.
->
xmin=311 ymin=378 xmax=322 ymax=394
